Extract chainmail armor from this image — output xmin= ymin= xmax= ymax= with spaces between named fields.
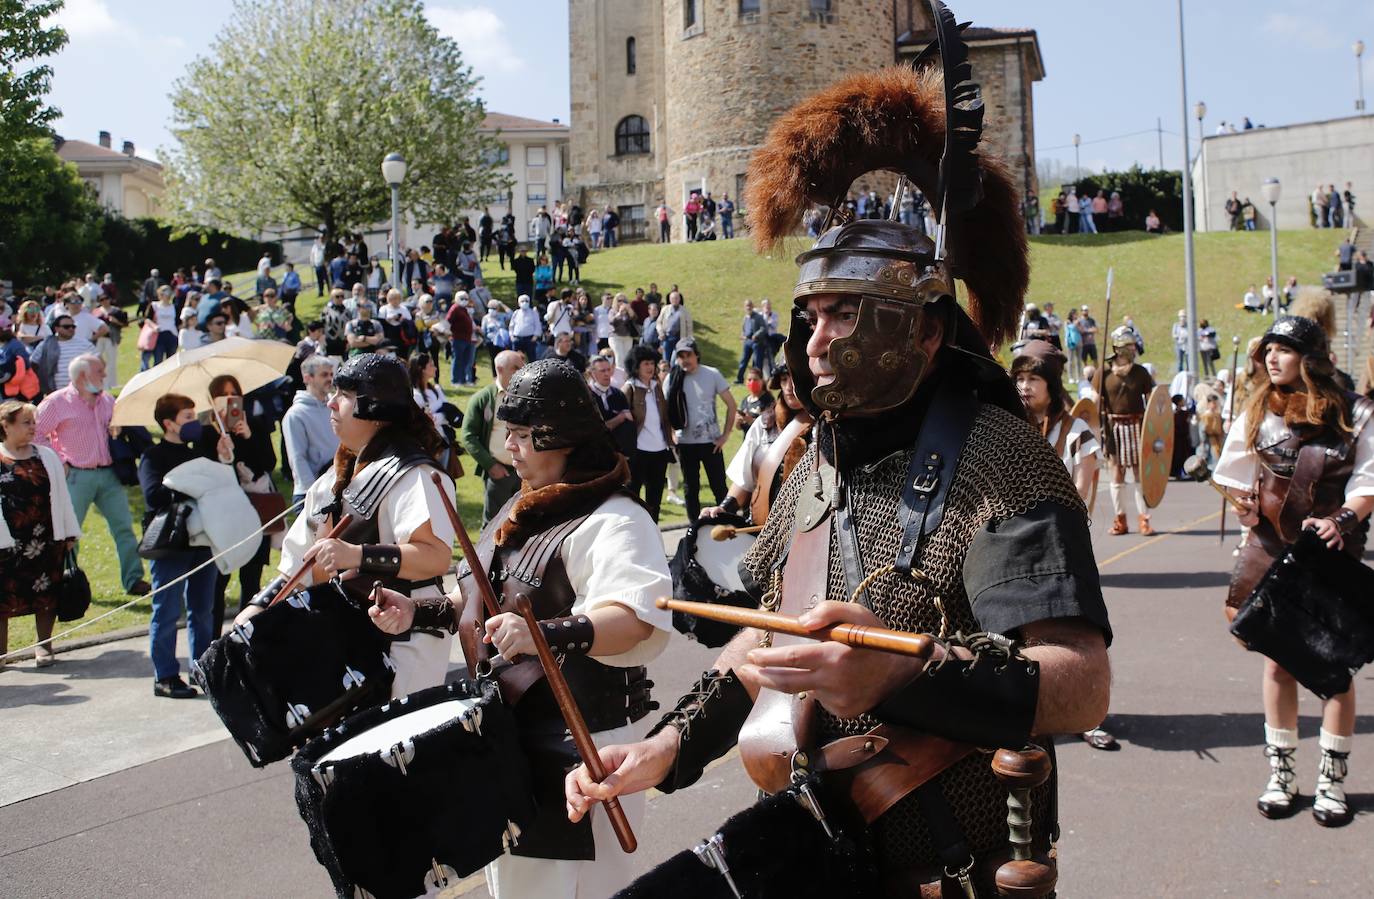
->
xmin=742 ymin=402 xmax=1087 ymax=874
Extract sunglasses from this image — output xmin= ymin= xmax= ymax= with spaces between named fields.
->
xmin=57 ymin=324 xmax=76 ymax=330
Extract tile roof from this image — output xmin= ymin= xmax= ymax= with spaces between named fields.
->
xmin=56 ymin=138 xmax=162 ymax=167
xmin=482 ymin=112 xmax=569 ymax=132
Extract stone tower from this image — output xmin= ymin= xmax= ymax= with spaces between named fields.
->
xmin=660 ymin=0 xmax=894 ymax=241
xmin=568 ymin=1 xmax=1039 ymax=241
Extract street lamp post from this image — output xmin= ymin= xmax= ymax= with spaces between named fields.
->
xmin=1357 ymin=40 xmax=1366 ymax=113
xmin=382 ymin=152 xmax=407 ymax=292
xmin=1262 ymin=177 xmax=1281 ymax=320
xmin=1072 ymin=133 xmax=1081 ymax=176
xmin=1176 ymin=0 xmax=1201 ymax=376
xmin=1194 ymin=100 xmax=1208 ymax=231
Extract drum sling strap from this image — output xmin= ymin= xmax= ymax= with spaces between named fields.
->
xmin=833 ymin=381 xmax=983 ymax=878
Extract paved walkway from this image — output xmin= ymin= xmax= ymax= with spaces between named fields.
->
xmin=3 ymin=483 xmax=1373 ymax=897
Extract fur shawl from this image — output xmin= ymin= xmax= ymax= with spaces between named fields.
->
xmin=494 ymin=456 xmax=632 ymax=549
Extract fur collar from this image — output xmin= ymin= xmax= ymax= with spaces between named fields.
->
xmin=1267 ymin=389 xmax=1337 ymax=427
xmin=495 ymin=456 xmax=632 ymax=549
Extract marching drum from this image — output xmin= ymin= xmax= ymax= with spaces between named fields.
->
xmin=669 ymin=514 xmax=759 ymax=647
xmin=194 ymin=581 xmax=396 ymax=766
xmin=293 ymin=679 xmax=536 ymax=899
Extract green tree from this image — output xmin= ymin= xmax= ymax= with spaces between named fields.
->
xmin=0 ymin=0 xmax=68 ymax=153
xmin=0 ymin=137 xmax=104 ymax=283
xmin=163 ymin=0 xmax=508 ymax=239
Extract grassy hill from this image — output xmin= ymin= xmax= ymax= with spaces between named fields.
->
xmin=10 ymin=228 xmax=1341 ymax=651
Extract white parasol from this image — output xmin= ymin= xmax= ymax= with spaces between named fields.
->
xmin=112 ymin=337 xmax=295 ymax=427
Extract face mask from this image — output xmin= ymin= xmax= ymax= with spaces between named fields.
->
xmin=177 ymin=420 xmax=205 ymax=443
xmin=746 ymin=378 xmax=763 ymax=396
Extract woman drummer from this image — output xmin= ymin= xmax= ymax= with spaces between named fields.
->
xmin=370 ymin=357 xmax=673 ymax=899
xmin=1215 ymin=315 xmax=1374 ymax=827
xmin=234 ymin=353 xmax=457 ymax=698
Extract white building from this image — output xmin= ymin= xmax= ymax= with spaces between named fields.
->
xmin=56 ymin=131 xmax=165 ymax=218
xmin=1191 ymin=115 xmax=1372 ymax=231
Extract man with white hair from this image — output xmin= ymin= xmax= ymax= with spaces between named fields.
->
xmin=282 ymin=354 xmax=339 ymax=506
xmin=34 ymin=354 xmax=148 ymax=595
xmin=462 ymin=349 xmax=527 ymax=524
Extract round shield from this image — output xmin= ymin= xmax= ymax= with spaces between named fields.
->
xmin=1069 ymin=397 xmax=1100 ymax=512
xmin=1139 ymin=384 xmax=1175 ymax=509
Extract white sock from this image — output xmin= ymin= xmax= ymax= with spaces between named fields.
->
xmin=1319 ymin=728 xmax=1352 ymax=754
xmin=1264 ymin=724 xmax=1298 ymax=749
xmin=1132 ymin=484 xmax=1147 ymax=517
xmin=1110 ymin=480 xmax=1124 ymax=516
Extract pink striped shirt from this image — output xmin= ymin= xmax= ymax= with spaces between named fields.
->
xmin=34 ymin=386 xmax=114 ymax=469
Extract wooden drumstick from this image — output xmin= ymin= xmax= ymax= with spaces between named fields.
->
xmin=267 ymin=513 xmax=354 ymax=607
xmin=991 ymin=746 xmax=1057 ymax=898
xmin=514 ymin=593 xmax=638 ymax=854
xmin=710 ymin=523 xmax=765 ymax=541
xmin=430 ymin=471 xmax=502 ymax=619
xmin=656 ymin=598 xmax=936 ymax=659
xmin=1182 ymin=455 xmax=1247 ymax=513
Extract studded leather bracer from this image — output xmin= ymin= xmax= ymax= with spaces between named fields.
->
xmin=248 ymin=574 xmax=289 ymax=609
xmin=359 ymin=543 xmax=402 ymax=577
xmin=647 ymin=669 xmax=753 ymax=794
xmin=411 ymin=595 xmax=458 ymax=635
xmin=874 ymin=632 xmax=1040 ymax=749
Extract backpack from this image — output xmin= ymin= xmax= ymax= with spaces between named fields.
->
xmin=664 ymin=364 xmax=688 ymax=431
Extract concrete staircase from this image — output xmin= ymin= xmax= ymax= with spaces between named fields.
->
xmin=1334 ymin=220 xmax=1372 ymax=376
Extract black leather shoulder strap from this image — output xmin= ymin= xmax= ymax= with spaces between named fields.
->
xmin=891 ymin=382 xmax=979 ymax=576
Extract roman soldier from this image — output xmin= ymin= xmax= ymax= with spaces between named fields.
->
xmin=1215 ymin=315 xmax=1374 ymax=828
xmin=564 ymin=14 xmax=1113 ymax=895
xmin=369 ymin=357 xmax=674 ymax=897
xmin=1013 ymin=340 xmax=1118 ymax=752
xmin=235 ymin=352 xmax=457 ymax=698
xmin=1100 ymin=325 xmax=1157 ymax=535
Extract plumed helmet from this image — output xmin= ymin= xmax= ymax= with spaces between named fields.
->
xmin=332 ymin=353 xmax=413 ymax=422
xmin=746 ymin=0 xmax=1028 ymax=417
xmin=1010 ymin=339 xmax=1066 ymax=384
xmin=1256 ymin=315 xmax=1329 ymax=361
xmin=497 ymin=358 xmax=610 ymax=452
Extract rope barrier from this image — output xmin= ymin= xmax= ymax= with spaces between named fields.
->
xmin=0 ymin=497 xmax=304 ymax=663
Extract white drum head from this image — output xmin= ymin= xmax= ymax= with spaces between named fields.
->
xmin=694 ymin=529 xmax=756 ymax=594
xmin=318 ymin=698 xmax=477 ymax=765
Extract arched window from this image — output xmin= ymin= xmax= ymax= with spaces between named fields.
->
xmin=626 ymin=36 xmax=636 ymax=75
xmin=615 ymin=115 xmax=650 ymax=155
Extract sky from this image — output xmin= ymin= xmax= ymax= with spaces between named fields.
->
xmin=43 ymin=0 xmax=1374 ymax=177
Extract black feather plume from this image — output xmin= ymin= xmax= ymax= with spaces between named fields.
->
xmin=926 ymin=0 xmax=985 ymax=219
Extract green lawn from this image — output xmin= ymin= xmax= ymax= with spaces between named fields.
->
xmin=7 ymin=227 xmax=1340 ymax=652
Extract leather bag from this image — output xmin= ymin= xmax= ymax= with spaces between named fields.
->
xmin=57 ymin=548 xmax=92 ymax=622
xmin=1230 ymin=529 xmax=1374 ymax=699
xmin=137 ymin=502 xmax=193 ymax=559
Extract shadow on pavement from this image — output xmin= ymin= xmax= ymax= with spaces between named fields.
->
xmin=1099 ymin=570 xmax=1232 ymax=589
xmin=0 ymin=681 xmax=89 ymax=708
xmin=1101 ymin=712 xmax=1374 ymax=756
xmin=16 ymin=649 xmax=151 ymax=683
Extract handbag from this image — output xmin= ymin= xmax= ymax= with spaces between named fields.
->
xmin=242 ymin=475 xmax=288 ymax=534
xmin=57 ymin=548 xmax=92 ymax=622
xmin=136 ymin=320 xmax=158 ymax=351
xmin=1229 ymin=529 xmax=1374 ymax=699
xmin=138 ymin=502 xmax=194 ymax=559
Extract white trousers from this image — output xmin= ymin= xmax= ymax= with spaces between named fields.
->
xmin=388 ymin=629 xmax=453 ymax=699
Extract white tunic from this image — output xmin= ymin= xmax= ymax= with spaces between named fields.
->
xmin=485 ymin=494 xmax=673 ymax=899
xmin=1046 ymin=416 xmax=1100 ymax=476
xmin=724 ymin=416 xmax=778 ymax=494
xmin=1213 ymin=408 xmax=1374 ymax=499
xmin=280 ymin=463 xmax=457 ymax=699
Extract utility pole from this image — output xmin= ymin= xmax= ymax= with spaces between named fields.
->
xmin=1176 ymin=0 xmax=1201 ymax=377
xmin=1157 ymin=117 xmax=1164 ymax=170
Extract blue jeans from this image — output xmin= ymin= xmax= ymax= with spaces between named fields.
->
xmin=513 ymin=335 xmax=538 ymax=361
xmin=721 ymin=214 xmax=734 ymax=239
xmin=1176 ymin=346 xmax=1188 ymax=372
xmin=149 ymin=547 xmax=217 ymax=681
xmin=451 ymin=340 xmax=477 ymax=384
xmin=67 ymin=466 xmax=144 ymax=590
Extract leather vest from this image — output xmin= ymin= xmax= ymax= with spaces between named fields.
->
xmin=328 ymin=449 xmax=445 ymax=603
xmin=1229 ymin=393 xmax=1374 ymax=607
xmin=455 ymin=493 xmax=656 ymax=861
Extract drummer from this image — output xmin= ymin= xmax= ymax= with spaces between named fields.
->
xmin=369 ymin=357 xmax=673 ymax=899
xmin=234 ymin=353 xmax=457 ymax=698
xmin=701 ymin=363 xmax=812 ymax=523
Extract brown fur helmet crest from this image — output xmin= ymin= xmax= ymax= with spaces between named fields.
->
xmin=744 ymin=2 xmax=1027 ymax=417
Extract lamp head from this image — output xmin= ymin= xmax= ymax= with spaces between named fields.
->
xmin=382 ymin=152 xmax=407 ymax=186
xmin=1261 ymin=177 xmax=1281 ymax=206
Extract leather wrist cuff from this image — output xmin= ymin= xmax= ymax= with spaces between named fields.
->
xmin=250 ymin=574 xmax=289 ymax=609
xmin=540 ymin=614 xmax=595 ymax=654
xmin=720 ymin=495 xmax=741 ymax=515
xmin=648 ymin=669 xmax=752 ymax=794
xmin=1331 ymin=507 xmax=1360 ymax=536
xmin=874 ymin=646 xmax=1040 ymax=750
xmin=359 ymin=544 xmax=402 ymax=576
xmin=411 ymin=596 xmax=458 ymax=634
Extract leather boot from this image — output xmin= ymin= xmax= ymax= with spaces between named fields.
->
xmin=1137 ymin=514 xmax=1155 ymax=536
xmin=1108 ymin=513 xmax=1128 ymax=535
xmin=1258 ymin=726 xmax=1299 ymax=819
xmin=1313 ymin=730 xmax=1353 ymax=828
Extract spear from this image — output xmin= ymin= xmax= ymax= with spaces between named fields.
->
xmin=1096 ymin=267 xmax=1116 ymax=460
xmin=1219 ymin=335 xmax=1241 ymax=544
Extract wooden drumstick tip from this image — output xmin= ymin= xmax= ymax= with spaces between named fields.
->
xmin=371 ymin=580 xmax=385 ymax=610
xmin=991 ymin=746 xmax=1051 ymax=791
xmin=710 ymin=524 xmax=736 ymax=541
xmin=654 ymin=596 xmax=670 ymax=610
